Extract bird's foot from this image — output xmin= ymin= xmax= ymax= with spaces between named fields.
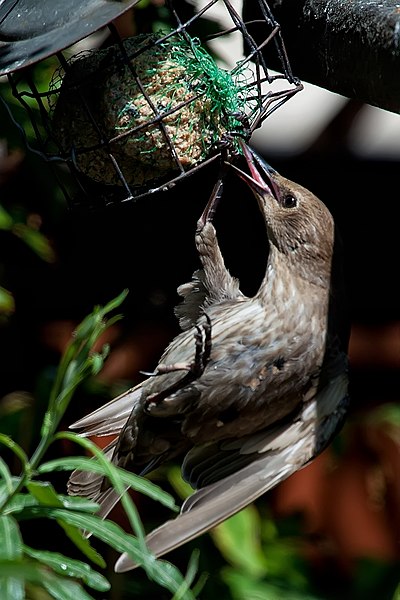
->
xmin=145 ymin=314 xmax=212 ymax=408
xmin=197 ymin=158 xmax=231 ymax=231
xmin=191 ymin=312 xmax=212 ymax=376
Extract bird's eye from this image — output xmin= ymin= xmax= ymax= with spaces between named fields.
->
xmin=282 ymin=194 xmax=297 ymax=209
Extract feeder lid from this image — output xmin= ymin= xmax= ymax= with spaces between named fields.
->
xmin=0 ymin=0 xmax=140 ymax=76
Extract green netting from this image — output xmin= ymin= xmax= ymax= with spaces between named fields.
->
xmin=50 ymin=30 xmax=256 ymax=188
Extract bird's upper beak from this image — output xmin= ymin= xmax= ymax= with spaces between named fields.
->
xmin=230 ymin=140 xmax=280 ymax=202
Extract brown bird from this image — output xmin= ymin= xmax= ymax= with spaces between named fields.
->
xmin=68 ymin=141 xmax=350 ymax=572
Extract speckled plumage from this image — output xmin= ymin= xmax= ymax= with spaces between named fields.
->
xmin=68 ymin=143 xmax=349 ymax=572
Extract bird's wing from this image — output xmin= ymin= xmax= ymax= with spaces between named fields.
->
xmin=114 ymin=368 xmax=349 ymax=572
xmin=67 ymin=385 xmax=143 ymax=516
xmin=67 ymin=438 xmax=128 ymax=521
xmin=175 ymin=222 xmax=245 ymax=331
xmin=66 ymin=320 xmax=213 ymax=507
xmin=69 ymin=384 xmax=143 ymax=437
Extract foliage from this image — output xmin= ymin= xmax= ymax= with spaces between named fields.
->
xmin=0 ymin=290 xmax=204 ymax=599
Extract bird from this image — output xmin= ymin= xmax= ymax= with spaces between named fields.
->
xmin=67 ymin=140 xmax=350 ymax=573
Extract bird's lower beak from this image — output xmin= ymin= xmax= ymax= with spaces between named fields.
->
xmin=229 ymin=141 xmax=279 ymax=201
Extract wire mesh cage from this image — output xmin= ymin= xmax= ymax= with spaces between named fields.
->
xmin=0 ymin=0 xmax=303 ymax=208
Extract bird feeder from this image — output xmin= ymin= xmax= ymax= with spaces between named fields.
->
xmin=0 ymin=0 xmax=302 ymax=208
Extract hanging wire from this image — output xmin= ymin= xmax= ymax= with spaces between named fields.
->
xmin=3 ymin=0 xmax=303 ymax=207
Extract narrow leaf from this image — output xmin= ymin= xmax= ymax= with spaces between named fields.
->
xmin=0 ymin=561 xmax=95 ymax=600
xmin=55 ymin=433 xmax=148 ymax=553
xmin=0 ymin=457 xmax=14 ymax=495
xmin=26 ymin=480 xmax=64 ymax=506
xmin=0 ymin=568 xmax=24 ymax=600
xmin=23 ymin=545 xmax=110 ymax=592
xmin=13 ymin=223 xmax=56 ymax=263
xmin=56 ymin=496 xmax=101 ymax=513
xmin=22 ymin=507 xmax=144 ymax=560
xmin=2 ymin=492 xmax=99 ymax=516
xmin=39 ymin=456 xmax=179 ymax=510
xmin=0 ymin=287 xmax=15 ymax=315
xmin=18 ymin=507 xmax=195 ymax=597
xmin=0 ymin=205 xmax=13 ymax=229
xmin=211 ymin=505 xmax=268 ymax=576
xmin=23 ymin=483 xmax=105 ymax=568
xmin=56 ymin=519 xmax=106 ymax=568
xmin=0 ymin=515 xmax=22 ymax=560
xmin=0 ymin=517 xmax=25 ymax=598
xmin=0 ymin=492 xmax=39 ymax=515
xmin=41 ymin=571 xmax=96 ymax=600
xmin=0 ymin=434 xmax=29 ymax=470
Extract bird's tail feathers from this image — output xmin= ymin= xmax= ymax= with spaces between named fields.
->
xmin=67 ymin=439 xmax=128 ymax=533
xmin=114 ymin=370 xmax=349 ymax=572
xmin=114 ymin=440 xmax=302 ymax=572
xmin=69 ymin=384 xmax=142 ymax=437
xmin=68 ymin=440 xmax=116 ymax=496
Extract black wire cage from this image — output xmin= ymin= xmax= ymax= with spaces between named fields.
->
xmin=0 ymin=0 xmax=302 ymax=208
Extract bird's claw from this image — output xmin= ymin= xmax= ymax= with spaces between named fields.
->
xmin=192 ymin=312 xmax=212 ymax=376
xmin=197 ymin=158 xmax=231 ymax=232
xmin=145 ymin=314 xmax=212 ymax=409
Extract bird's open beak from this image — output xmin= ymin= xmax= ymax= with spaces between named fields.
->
xmin=228 ymin=140 xmax=279 ymax=201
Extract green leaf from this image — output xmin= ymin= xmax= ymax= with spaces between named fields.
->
xmin=55 ymin=435 xmax=198 ymax=597
xmin=393 ymin=582 xmax=400 ymax=600
xmin=17 ymin=507 xmax=196 ymax=598
xmin=26 ymin=480 xmax=64 ymax=506
xmin=23 ymin=546 xmax=110 ymax=592
xmin=0 ymin=564 xmax=24 ymax=600
xmin=73 ymin=289 xmax=128 ymax=344
xmin=222 ymin=569 xmax=322 ymax=600
xmin=0 ymin=515 xmax=22 ymax=560
xmin=0 ymin=518 xmax=25 ymax=598
xmin=171 ymin=549 xmax=208 ymax=600
xmin=54 ymin=432 xmax=152 ymax=570
xmin=0 ymin=287 xmax=15 ymax=315
xmin=0 ymin=434 xmax=30 ymax=481
xmin=211 ymin=505 xmax=268 ymax=576
xmin=24 ymin=482 xmax=105 ymax=568
xmin=43 ymin=289 xmax=129 ymax=439
xmin=167 ymin=464 xmax=193 ymax=500
xmin=55 ymin=496 xmax=101 ymax=513
xmin=21 ymin=506 xmax=144 ymax=559
xmin=39 ymin=456 xmax=179 ymax=511
xmin=41 ymin=570 xmax=96 ymax=600
xmin=0 ymin=560 xmax=95 ymax=600
xmin=57 ymin=522 xmax=106 ymax=570
xmin=53 ymin=433 xmax=198 ymax=597
xmin=0 ymin=205 xmax=13 ymax=229
xmin=367 ymin=403 xmax=400 ymax=438
xmin=1 ymin=492 xmax=39 ymax=515
xmin=89 ymin=352 xmax=106 ymax=376
xmin=1 ymin=491 xmax=99 ymax=516
xmin=12 ymin=223 xmax=56 ymax=263
xmin=0 ymin=458 xmax=14 ymax=496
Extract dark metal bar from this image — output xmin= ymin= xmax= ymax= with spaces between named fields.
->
xmin=243 ymin=0 xmax=400 ymax=114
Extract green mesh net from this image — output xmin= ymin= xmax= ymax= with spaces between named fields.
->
xmin=50 ymin=30 xmax=257 ymax=188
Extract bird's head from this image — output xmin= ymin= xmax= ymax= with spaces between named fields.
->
xmin=231 ymin=141 xmax=335 ymax=285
